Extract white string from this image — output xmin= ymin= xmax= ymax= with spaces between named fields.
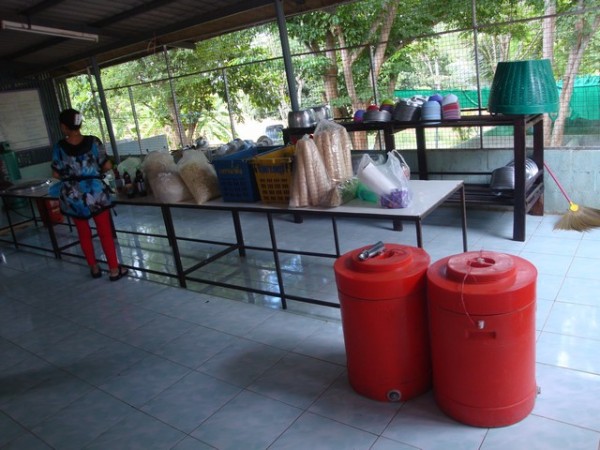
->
xmin=459 ymin=249 xmax=492 ymax=329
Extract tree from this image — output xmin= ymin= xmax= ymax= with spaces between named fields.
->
xmin=70 ymin=26 xmax=286 ymax=149
xmin=286 ymin=0 xmax=450 ymax=148
xmin=548 ymin=0 xmax=600 ymax=147
xmin=288 ymin=1 xmax=449 ymax=110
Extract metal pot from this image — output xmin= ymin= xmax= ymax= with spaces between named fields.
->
xmin=393 ymin=100 xmax=420 ymax=122
xmin=507 ymin=158 xmax=539 ymax=180
xmin=362 ymin=109 xmax=392 ymax=122
xmin=288 ymin=109 xmax=316 ymax=128
xmin=490 ymin=158 xmax=539 ymax=193
xmin=490 ymin=166 xmax=515 ymax=192
xmin=312 ymin=105 xmax=332 ymax=121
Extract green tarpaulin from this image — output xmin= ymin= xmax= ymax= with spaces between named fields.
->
xmin=395 ymin=76 xmax=600 ymax=120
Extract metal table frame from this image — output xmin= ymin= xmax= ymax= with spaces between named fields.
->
xmin=1 ymin=180 xmax=467 ymax=309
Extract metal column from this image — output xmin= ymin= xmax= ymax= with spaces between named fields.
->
xmin=274 ymin=0 xmax=299 ymax=112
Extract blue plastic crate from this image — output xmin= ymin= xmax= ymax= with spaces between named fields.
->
xmin=213 ymin=146 xmax=278 ymax=202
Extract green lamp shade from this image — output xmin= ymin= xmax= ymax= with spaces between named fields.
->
xmin=488 ymin=59 xmax=559 ymax=115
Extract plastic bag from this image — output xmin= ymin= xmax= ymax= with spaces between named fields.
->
xmin=142 ymin=151 xmax=177 ymax=179
xmin=313 ymin=120 xmax=353 ymax=181
xmin=177 ymin=150 xmax=220 ymax=204
xmin=356 ymin=154 xmax=412 ymax=208
xmin=142 ymin=151 xmax=177 ymax=196
xmin=151 ymin=171 xmax=193 ymax=203
xmin=289 ymin=135 xmax=356 ymax=208
xmin=117 ymin=157 xmax=142 ymax=178
xmin=382 ymin=150 xmax=410 ymax=180
xmin=290 ymin=135 xmax=334 ymax=207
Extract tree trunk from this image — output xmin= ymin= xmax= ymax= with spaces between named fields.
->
xmin=542 ymin=0 xmax=556 ymax=146
xmin=333 ymin=1 xmax=397 ymax=150
xmin=334 ymin=25 xmax=369 ymax=149
xmin=367 ymin=2 xmax=398 ymax=85
xmin=166 ymin=98 xmax=183 ymax=149
xmin=323 ymin=32 xmax=343 ymax=118
xmin=549 ymin=0 xmax=600 ymax=147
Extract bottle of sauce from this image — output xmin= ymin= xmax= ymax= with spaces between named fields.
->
xmin=123 ymin=170 xmax=135 ymax=198
xmin=113 ymin=167 xmax=124 ymax=194
xmin=135 ymin=169 xmax=147 ymax=196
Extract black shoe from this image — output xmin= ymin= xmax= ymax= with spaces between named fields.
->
xmin=90 ymin=267 xmax=102 ymax=279
xmin=109 ymin=266 xmax=129 ymax=281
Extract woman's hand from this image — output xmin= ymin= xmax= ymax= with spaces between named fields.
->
xmin=101 ymin=159 xmax=113 ymax=173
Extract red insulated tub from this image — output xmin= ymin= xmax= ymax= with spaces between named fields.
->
xmin=333 ymin=243 xmax=431 ymax=402
xmin=427 ymin=250 xmax=537 ymax=427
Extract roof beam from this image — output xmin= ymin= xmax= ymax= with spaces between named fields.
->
xmin=19 ymin=0 xmax=67 ymax=17
xmin=92 ymin=0 xmax=179 ymax=27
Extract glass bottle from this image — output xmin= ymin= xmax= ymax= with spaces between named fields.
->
xmin=135 ymin=169 xmax=147 ymax=196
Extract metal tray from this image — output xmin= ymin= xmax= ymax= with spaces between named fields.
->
xmin=3 ymin=178 xmax=54 ymax=194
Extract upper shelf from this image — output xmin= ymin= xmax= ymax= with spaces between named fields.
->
xmin=283 ymin=112 xmax=545 ymax=136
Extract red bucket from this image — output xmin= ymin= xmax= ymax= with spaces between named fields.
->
xmin=427 ymin=251 xmax=537 ymax=427
xmin=334 ymin=243 xmax=431 ymax=402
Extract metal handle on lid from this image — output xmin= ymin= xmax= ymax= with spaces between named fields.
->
xmin=358 ymin=241 xmax=385 ymax=260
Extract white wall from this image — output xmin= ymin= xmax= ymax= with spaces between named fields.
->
xmin=400 ymin=147 xmax=600 ymax=214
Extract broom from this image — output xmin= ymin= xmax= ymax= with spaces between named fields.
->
xmin=543 ymin=162 xmax=600 ymax=231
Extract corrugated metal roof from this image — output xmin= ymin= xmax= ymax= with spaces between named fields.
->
xmin=0 ymin=0 xmax=352 ymax=78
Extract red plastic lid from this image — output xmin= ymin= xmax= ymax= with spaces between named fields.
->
xmin=349 ymin=246 xmax=415 ymax=273
xmin=426 ymin=251 xmax=537 ymax=315
xmin=446 ymin=251 xmax=515 ymax=283
xmin=334 ymin=243 xmax=430 ymax=300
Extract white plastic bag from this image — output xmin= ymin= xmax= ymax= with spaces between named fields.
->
xmin=357 ymin=153 xmax=412 ymax=208
xmin=151 ymin=171 xmax=193 ymax=203
xmin=313 ymin=120 xmax=353 ymax=181
xmin=177 ymin=150 xmax=220 ymax=204
xmin=142 ymin=151 xmax=177 ymax=175
xmin=117 ymin=157 xmax=142 ymax=178
xmin=142 ymin=151 xmax=178 ymax=196
xmin=289 ymin=136 xmax=334 ymax=207
xmin=383 ymin=150 xmax=410 ymax=180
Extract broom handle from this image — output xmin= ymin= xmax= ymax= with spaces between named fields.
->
xmin=543 ymin=162 xmax=573 ymax=205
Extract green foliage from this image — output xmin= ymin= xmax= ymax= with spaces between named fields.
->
xmin=64 ymin=0 xmax=598 ymax=148
xmin=67 ymin=26 xmax=286 ymax=147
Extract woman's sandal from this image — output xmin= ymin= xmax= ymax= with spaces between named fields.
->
xmin=109 ymin=266 xmax=129 ymax=282
xmin=90 ymin=266 xmax=102 ymax=279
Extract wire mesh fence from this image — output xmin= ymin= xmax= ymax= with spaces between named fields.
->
xmin=64 ymin=0 xmax=599 ymax=157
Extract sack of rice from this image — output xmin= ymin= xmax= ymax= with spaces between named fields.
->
xmin=177 ymin=150 xmax=220 ymax=204
xmin=142 ymin=151 xmax=176 ymax=176
xmin=151 ymin=171 xmax=193 ymax=203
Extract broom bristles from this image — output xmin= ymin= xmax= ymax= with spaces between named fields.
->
xmin=554 ymin=205 xmax=600 ymax=232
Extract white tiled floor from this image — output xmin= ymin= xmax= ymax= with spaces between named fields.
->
xmin=1 ymin=203 xmax=600 ymax=449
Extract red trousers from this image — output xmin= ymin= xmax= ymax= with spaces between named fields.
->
xmin=73 ymin=209 xmax=119 ymax=270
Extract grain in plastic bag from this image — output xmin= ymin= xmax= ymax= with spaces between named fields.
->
xmin=177 ymin=149 xmax=220 ymax=204
xmin=142 ymin=150 xmax=178 ymax=195
xmin=151 ymin=171 xmax=193 ymax=203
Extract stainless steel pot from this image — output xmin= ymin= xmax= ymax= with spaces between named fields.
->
xmin=507 ymin=158 xmax=539 ymax=180
xmin=490 ymin=166 xmax=515 ymax=192
xmin=312 ymin=105 xmax=332 ymax=121
xmin=393 ymin=100 xmax=420 ymax=121
xmin=288 ymin=109 xmax=316 ymax=128
xmin=362 ymin=109 xmax=392 ymax=122
xmin=490 ymin=158 xmax=539 ymax=193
